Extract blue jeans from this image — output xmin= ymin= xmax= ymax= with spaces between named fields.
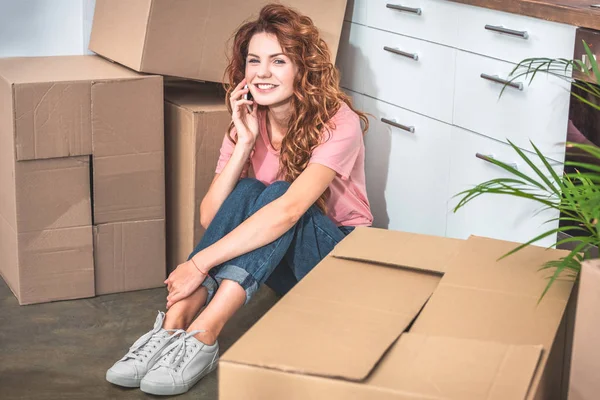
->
xmin=187 ymin=178 xmax=354 ymax=305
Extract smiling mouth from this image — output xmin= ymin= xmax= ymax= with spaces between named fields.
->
xmin=254 ymin=84 xmax=278 ymax=90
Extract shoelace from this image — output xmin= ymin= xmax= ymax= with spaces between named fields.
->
xmin=124 ymin=313 xmax=184 ymax=363
xmin=156 ymin=330 xmax=205 ymax=372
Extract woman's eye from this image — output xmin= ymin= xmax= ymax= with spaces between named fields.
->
xmin=274 ymin=59 xmax=286 ymax=65
xmin=248 ymin=59 xmax=259 ymax=64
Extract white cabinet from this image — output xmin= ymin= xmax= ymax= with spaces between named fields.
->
xmin=446 ymin=126 xmax=560 ymax=247
xmin=335 ymin=0 xmax=574 ymax=246
xmin=359 ymin=93 xmax=452 ymax=236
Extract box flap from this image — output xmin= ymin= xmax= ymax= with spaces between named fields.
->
xmin=164 ymin=81 xmax=227 ymax=113
xmin=0 ymin=56 xmax=143 ymax=85
xmin=368 ymin=333 xmax=542 ymax=400
xmin=331 ymin=227 xmax=464 ymax=274
xmin=412 ymin=235 xmax=574 ymax=343
xmin=441 ymin=235 xmax=573 ymax=299
xmin=222 ymin=253 xmax=442 ymax=381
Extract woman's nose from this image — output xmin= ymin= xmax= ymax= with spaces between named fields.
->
xmin=257 ymin=62 xmax=272 ymax=78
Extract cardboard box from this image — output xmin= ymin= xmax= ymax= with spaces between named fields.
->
xmin=568 ymin=259 xmax=600 ymax=400
xmin=164 ymin=81 xmax=229 ymax=272
xmin=93 ymin=219 xmax=166 ymax=295
xmin=220 ymin=227 xmax=575 ymax=400
xmin=0 ymin=55 xmax=166 ymax=304
xmin=89 ymin=0 xmax=348 ymax=82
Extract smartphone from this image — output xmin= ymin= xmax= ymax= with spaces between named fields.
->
xmin=243 ymin=84 xmax=253 ymax=113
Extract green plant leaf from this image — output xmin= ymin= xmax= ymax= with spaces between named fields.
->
xmin=583 ymin=40 xmax=600 ymax=83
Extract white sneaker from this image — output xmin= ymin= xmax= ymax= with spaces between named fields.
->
xmin=106 ymin=311 xmax=184 ymax=387
xmin=140 ymin=330 xmax=219 ymax=396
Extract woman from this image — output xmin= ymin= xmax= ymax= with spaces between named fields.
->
xmin=106 ymin=4 xmax=372 ymax=396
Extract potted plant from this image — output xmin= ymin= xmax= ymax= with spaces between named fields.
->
xmin=453 ymin=40 xmax=600 ymax=299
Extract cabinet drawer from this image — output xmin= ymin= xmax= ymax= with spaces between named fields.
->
xmin=366 ymin=0 xmax=459 ymax=47
xmin=456 ymin=3 xmax=576 ymax=63
xmin=446 ymin=126 xmax=560 ymax=247
xmin=358 ymin=92 xmax=452 ymax=236
xmin=453 ymin=50 xmax=569 ymax=162
xmin=362 ymin=25 xmax=456 ymax=123
xmin=344 ymin=0 xmax=367 ymax=25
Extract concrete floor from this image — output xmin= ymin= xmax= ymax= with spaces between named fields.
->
xmin=0 ymin=279 xmax=280 ymax=400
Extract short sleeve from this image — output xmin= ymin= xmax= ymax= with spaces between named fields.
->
xmin=308 ymin=108 xmax=362 ymax=180
xmin=215 ymin=128 xmax=250 ymax=177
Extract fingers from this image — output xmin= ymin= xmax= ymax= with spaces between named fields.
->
xmin=235 ymin=99 xmax=253 ymax=108
xmin=233 ymin=78 xmax=247 ymax=92
xmin=230 ymin=79 xmax=248 ymax=103
xmin=166 ymin=291 xmax=183 ymax=309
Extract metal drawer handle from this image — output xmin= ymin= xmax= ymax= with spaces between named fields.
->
xmin=476 ymin=153 xmax=519 ymax=170
xmin=485 ymin=24 xmax=529 ymax=39
xmin=384 ymin=46 xmax=419 ymax=61
xmin=386 ymin=3 xmax=422 ymax=15
xmin=480 ymin=73 xmax=523 ymax=91
xmin=381 ymin=117 xmax=415 ymax=133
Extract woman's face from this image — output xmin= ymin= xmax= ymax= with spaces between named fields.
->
xmin=245 ymin=32 xmax=297 ymax=109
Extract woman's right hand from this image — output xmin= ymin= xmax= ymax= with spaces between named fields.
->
xmin=230 ymin=78 xmax=259 ymax=147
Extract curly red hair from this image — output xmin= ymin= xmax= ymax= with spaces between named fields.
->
xmin=223 ymin=3 xmax=369 ymax=212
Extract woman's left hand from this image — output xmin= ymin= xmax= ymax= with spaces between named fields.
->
xmin=164 ymin=260 xmax=208 ymax=309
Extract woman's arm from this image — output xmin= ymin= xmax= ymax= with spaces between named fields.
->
xmin=199 ymin=143 xmax=252 ymax=228
xmin=200 ymin=80 xmax=258 ymax=228
xmin=165 ymin=163 xmax=336 ymax=308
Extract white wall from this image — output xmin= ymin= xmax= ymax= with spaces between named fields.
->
xmin=82 ymin=0 xmax=96 ymax=55
xmin=0 ymin=0 xmax=96 ymax=57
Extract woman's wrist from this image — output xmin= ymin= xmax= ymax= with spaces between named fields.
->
xmin=234 ymin=139 xmax=255 ymax=154
xmin=190 ymin=256 xmax=210 ymax=275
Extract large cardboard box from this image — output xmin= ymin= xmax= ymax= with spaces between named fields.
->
xmin=568 ymin=259 xmax=600 ymax=400
xmin=0 ymin=55 xmax=166 ymax=304
xmin=220 ymin=227 xmax=575 ymax=400
xmin=164 ymin=81 xmax=229 ymax=272
xmin=89 ymin=0 xmax=348 ymax=83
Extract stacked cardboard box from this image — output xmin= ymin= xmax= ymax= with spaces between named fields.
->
xmin=89 ymin=0 xmax=349 ymax=82
xmin=219 ymin=227 xmax=576 ymax=400
xmin=0 ymin=55 xmax=166 ymax=304
xmin=163 ymin=81 xmax=230 ymax=272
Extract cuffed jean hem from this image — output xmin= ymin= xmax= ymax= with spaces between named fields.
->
xmin=200 ymin=264 xmax=260 ymax=306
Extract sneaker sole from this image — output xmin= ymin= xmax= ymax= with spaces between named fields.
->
xmin=140 ymin=360 xmax=218 ymax=396
xmin=106 ymin=370 xmax=142 ymax=388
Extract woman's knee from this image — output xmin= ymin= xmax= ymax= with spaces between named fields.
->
xmin=227 ymin=178 xmax=267 ymax=204
xmin=261 ymin=180 xmax=291 ymax=200
xmin=235 ymin=178 xmax=267 ymax=193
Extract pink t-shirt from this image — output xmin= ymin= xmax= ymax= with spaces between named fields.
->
xmin=215 ymin=102 xmax=373 ymax=227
